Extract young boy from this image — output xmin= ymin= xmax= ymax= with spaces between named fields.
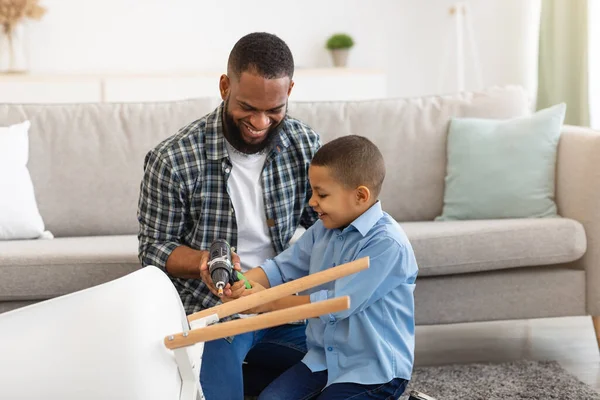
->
xmin=241 ymin=135 xmax=418 ymax=400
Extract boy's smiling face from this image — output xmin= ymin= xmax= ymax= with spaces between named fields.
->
xmin=308 ymin=165 xmax=369 ymax=230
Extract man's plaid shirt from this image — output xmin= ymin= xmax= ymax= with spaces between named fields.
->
xmin=137 ymin=103 xmax=321 ymax=315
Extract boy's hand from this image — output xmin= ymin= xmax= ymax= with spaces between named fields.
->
xmin=241 ymin=279 xmax=266 ymax=296
xmin=221 ymin=279 xmax=275 ymax=314
xmin=239 ymin=280 xmax=272 ymax=314
xmin=220 ymin=279 xmax=270 ymax=312
xmin=227 ymin=279 xmax=248 ymax=299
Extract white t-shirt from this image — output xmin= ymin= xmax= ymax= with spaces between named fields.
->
xmin=225 ymin=142 xmax=276 ymax=273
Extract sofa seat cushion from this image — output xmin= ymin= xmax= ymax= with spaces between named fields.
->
xmin=0 ymin=235 xmax=141 ymax=301
xmin=401 ymin=218 xmax=586 ymax=277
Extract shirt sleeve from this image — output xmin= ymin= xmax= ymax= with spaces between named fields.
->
xmin=300 ymin=185 xmax=319 ymax=229
xmin=137 ymin=149 xmax=186 ymax=271
xmin=261 ymin=223 xmax=317 ymax=287
xmin=309 ymin=236 xmax=415 ymax=323
xmin=300 ymin=129 xmax=321 ymax=229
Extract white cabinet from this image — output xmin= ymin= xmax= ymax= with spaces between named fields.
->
xmin=103 ymin=75 xmax=220 ymax=103
xmin=290 ymin=69 xmax=387 ymax=102
xmin=0 ymin=69 xmax=387 ymax=103
xmin=0 ymin=78 xmax=100 ymax=103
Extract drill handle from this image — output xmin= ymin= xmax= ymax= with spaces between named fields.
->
xmin=230 ymin=270 xmax=252 ymax=289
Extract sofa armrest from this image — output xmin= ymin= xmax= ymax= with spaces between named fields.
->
xmin=556 ymin=125 xmax=600 ymax=315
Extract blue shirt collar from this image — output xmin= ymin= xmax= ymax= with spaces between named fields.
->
xmin=343 ymin=201 xmax=383 ymax=237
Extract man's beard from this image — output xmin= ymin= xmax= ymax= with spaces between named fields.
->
xmin=223 ymin=100 xmax=287 ymax=154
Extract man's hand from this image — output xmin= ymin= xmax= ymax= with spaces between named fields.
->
xmin=199 ymin=250 xmax=242 ymax=297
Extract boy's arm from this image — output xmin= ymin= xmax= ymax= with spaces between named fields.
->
xmin=271 ymin=295 xmax=310 ymax=310
xmin=236 ymin=268 xmax=312 ymax=313
xmin=243 ymin=266 xmax=271 ymax=288
xmin=237 ymin=268 xmax=309 ymax=313
xmin=310 ymin=237 xmax=417 ymax=322
xmin=259 ymin=223 xmax=316 ymax=287
xmin=236 ymin=225 xmax=316 ymax=312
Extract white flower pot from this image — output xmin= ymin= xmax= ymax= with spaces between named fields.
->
xmin=330 ymin=49 xmax=350 ymax=68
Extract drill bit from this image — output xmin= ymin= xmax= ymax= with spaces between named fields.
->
xmin=216 ymin=282 xmax=225 ymax=297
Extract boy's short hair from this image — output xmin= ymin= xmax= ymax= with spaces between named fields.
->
xmin=311 ymin=135 xmax=386 ymax=197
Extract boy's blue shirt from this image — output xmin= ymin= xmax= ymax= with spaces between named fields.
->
xmin=261 ymin=201 xmax=418 ymax=387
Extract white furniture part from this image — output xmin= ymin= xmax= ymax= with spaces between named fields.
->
xmin=0 ymin=257 xmax=366 ymax=400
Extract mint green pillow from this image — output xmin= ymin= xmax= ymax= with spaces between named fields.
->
xmin=436 ymin=103 xmax=566 ymax=221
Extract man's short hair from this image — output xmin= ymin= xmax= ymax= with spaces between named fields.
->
xmin=311 ymin=135 xmax=386 ymax=198
xmin=228 ymin=32 xmax=294 ymax=80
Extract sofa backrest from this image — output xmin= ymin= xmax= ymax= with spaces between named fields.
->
xmin=289 ymin=85 xmax=530 ymax=222
xmin=0 ymin=98 xmax=221 ymax=237
xmin=0 ymin=86 xmax=530 ymax=237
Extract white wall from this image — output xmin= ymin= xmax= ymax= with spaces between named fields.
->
xmin=385 ymin=0 xmax=541 ymax=99
xmin=24 ymin=0 xmax=540 ymax=98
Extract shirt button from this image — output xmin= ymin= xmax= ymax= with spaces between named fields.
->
xmin=338 ymin=236 xmax=343 ymax=241
xmin=225 ymin=168 xmax=231 ymax=174
xmin=231 ymin=246 xmax=236 ymax=252
xmin=327 ymin=347 xmax=333 ymax=352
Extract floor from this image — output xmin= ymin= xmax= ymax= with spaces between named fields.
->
xmin=415 ymin=316 xmax=600 ymax=390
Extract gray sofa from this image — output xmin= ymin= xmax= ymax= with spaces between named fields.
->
xmin=1 ymin=86 xmax=598 ymax=338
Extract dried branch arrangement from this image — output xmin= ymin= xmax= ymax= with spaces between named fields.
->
xmin=0 ymin=0 xmax=45 ymax=72
xmin=0 ymin=0 xmax=46 ymax=37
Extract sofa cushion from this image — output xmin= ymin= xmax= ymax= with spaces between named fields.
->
xmin=289 ymin=85 xmax=531 ymax=222
xmin=0 ymin=235 xmax=140 ymax=301
xmin=0 ymin=120 xmax=46 ymax=240
xmin=437 ymin=103 xmax=566 ymax=221
xmin=401 ymin=218 xmax=586 ymax=277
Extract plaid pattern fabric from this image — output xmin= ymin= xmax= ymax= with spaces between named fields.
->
xmin=138 ymin=103 xmax=320 ymax=316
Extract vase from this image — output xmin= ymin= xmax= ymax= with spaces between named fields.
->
xmin=330 ymin=49 xmax=349 ymax=68
xmin=0 ymin=23 xmax=29 ymax=73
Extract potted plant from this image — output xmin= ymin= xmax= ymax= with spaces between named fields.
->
xmin=325 ymin=33 xmax=354 ymax=68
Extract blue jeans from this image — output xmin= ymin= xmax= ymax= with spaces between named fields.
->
xmin=200 ymin=323 xmax=307 ymax=399
xmin=258 ymin=362 xmax=409 ymax=400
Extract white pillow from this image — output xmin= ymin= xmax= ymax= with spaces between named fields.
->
xmin=0 ymin=121 xmax=47 ymax=240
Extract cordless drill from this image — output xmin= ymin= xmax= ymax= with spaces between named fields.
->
xmin=208 ymin=239 xmax=251 ymax=297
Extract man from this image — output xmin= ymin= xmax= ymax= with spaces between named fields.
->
xmin=137 ymin=32 xmax=321 ymax=398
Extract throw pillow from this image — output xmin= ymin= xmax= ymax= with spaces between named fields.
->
xmin=436 ymin=103 xmax=566 ymax=221
xmin=0 ymin=120 xmax=47 ymax=239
